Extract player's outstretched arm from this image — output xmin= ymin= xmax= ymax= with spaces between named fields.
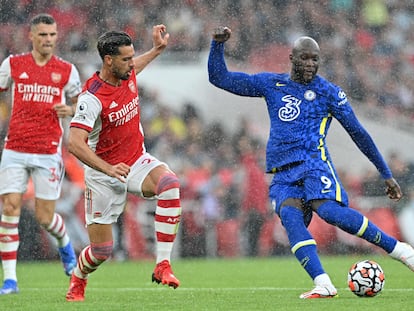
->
xmin=208 ymin=26 xmax=258 ymax=97
xmin=133 ymin=24 xmax=169 ymax=74
xmin=385 ymin=177 xmax=403 ymax=201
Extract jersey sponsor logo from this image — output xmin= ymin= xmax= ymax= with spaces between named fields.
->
xmin=19 ymin=72 xmax=29 ymax=79
xmin=278 ymin=94 xmax=301 ymax=121
xmin=108 ymin=96 xmax=139 ymax=126
xmin=304 ymin=90 xmax=316 ymax=101
xmin=276 ymin=82 xmax=286 ymax=87
xmin=17 ymin=83 xmax=60 ymax=103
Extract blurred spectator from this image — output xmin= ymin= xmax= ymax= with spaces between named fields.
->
xmin=362 ymin=152 xmax=414 ymax=204
xmin=0 ymin=1 xmax=414 ymax=123
xmin=237 ymin=135 xmax=269 ymax=257
xmin=360 ymin=0 xmax=389 ymax=36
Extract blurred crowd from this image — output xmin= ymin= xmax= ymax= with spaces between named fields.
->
xmin=1 ymin=0 xmax=414 ymax=260
xmin=1 ymin=0 xmax=414 ymax=124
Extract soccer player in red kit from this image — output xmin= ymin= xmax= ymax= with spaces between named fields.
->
xmin=65 ymin=25 xmax=181 ymax=302
xmin=0 ymin=13 xmax=81 ymax=294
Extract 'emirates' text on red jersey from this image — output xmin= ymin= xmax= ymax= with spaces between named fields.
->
xmin=70 ymin=71 xmax=145 ymax=166
xmin=0 ymin=53 xmax=81 ymax=154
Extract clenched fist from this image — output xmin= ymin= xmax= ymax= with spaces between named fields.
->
xmin=212 ymin=26 xmax=231 ymax=43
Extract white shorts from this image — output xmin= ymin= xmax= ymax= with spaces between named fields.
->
xmin=84 ymin=152 xmax=167 ymax=225
xmin=0 ymin=149 xmax=64 ymax=200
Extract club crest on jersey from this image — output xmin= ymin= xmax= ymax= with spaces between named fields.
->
xmin=51 ymin=72 xmax=62 ymax=83
xmin=128 ymin=80 xmax=136 ymax=93
xmin=279 ymin=94 xmax=301 ymax=121
xmin=304 ymin=90 xmax=316 ymax=101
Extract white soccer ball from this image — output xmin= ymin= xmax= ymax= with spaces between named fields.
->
xmin=347 ymin=260 xmax=385 ymax=297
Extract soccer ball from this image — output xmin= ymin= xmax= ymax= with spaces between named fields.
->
xmin=347 ymin=260 xmax=385 ymax=297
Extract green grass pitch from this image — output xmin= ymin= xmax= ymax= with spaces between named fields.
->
xmin=1 ymin=255 xmax=413 ymax=310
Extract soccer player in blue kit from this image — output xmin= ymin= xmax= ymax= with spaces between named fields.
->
xmin=208 ymin=26 xmax=414 ymax=299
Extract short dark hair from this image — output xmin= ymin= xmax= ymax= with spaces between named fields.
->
xmin=30 ymin=13 xmax=55 ymax=27
xmin=97 ymin=31 xmax=132 ymax=60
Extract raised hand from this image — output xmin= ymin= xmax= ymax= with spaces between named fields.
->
xmin=212 ymin=26 xmax=231 ymax=43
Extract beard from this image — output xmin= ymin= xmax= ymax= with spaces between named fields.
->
xmin=112 ymin=66 xmax=132 ymax=81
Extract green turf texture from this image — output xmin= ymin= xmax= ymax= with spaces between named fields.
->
xmin=1 ymin=255 xmax=413 ymax=310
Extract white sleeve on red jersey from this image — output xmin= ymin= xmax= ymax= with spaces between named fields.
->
xmin=64 ymin=64 xmax=82 ymax=99
xmin=71 ymin=91 xmax=102 ymax=131
xmin=0 ymin=56 xmax=12 ymax=91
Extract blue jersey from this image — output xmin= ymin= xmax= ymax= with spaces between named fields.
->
xmin=208 ymin=40 xmax=392 ymax=179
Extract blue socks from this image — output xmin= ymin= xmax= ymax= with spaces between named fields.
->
xmin=280 ymin=206 xmax=325 ymax=279
xmin=316 ymin=201 xmax=397 ymax=253
xmin=279 ymin=201 xmax=398 ymax=282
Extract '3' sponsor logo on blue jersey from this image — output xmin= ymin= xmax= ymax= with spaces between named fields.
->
xmin=279 ymin=95 xmax=301 ymax=121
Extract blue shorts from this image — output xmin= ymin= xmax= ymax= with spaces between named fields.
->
xmin=269 ymin=160 xmax=348 ymax=215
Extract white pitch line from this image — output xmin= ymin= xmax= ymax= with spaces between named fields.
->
xmin=23 ymin=287 xmax=414 ymax=292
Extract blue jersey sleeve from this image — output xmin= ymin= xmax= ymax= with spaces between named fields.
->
xmin=330 ymin=89 xmax=392 ymax=179
xmin=208 ymin=40 xmax=262 ymax=97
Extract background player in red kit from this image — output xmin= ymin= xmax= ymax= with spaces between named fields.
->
xmin=65 ymin=25 xmax=181 ymax=302
xmin=0 ymin=13 xmax=81 ymax=294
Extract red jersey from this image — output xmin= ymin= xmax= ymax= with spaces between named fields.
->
xmin=0 ymin=53 xmax=81 ymax=154
xmin=70 ymin=71 xmax=145 ymax=166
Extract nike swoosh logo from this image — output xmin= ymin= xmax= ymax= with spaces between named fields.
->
xmin=276 ymin=82 xmax=286 ymax=87
xmin=321 ymin=189 xmax=332 ymax=193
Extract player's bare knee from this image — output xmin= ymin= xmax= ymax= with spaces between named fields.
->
xmin=91 ymin=241 xmax=114 ymax=262
xmin=156 ymin=172 xmax=180 ymax=196
xmin=34 ymin=209 xmax=55 ymax=228
xmin=1 ymin=195 xmax=23 ymax=216
xmin=280 ymin=198 xmax=304 ymax=210
xmin=310 ymin=199 xmax=328 ymax=211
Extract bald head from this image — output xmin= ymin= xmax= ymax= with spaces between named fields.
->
xmin=289 ymin=36 xmax=320 ymax=84
xmin=292 ymin=36 xmax=320 ymax=55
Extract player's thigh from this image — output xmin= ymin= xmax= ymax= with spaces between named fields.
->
xmin=304 ymin=163 xmax=349 ymax=206
xmin=87 ymin=223 xmax=113 ymax=244
xmin=84 ymin=167 xmax=127 ymax=225
xmin=0 ymin=150 xmax=31 ymax=195
xmin=269 ymin=171 xmax=304 ymax=215
xmin=1 ymin=192 xmax=24 ymax=215
xmin=31 ymin=153 xmax=64 ymax=200
xmin=127 ymin=152 xmax=168 ymax=197
xmin=34 ymin=198 xmax=56 ymax=225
